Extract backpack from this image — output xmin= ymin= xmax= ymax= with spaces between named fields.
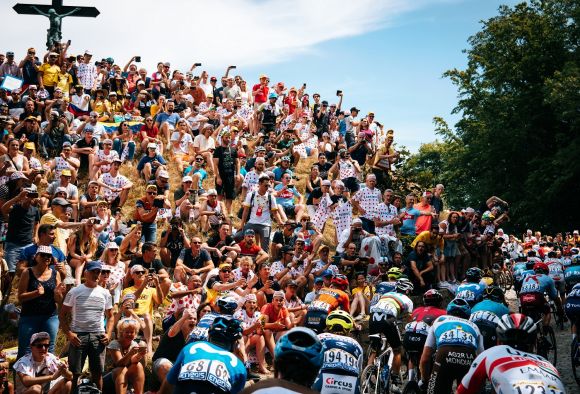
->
xmin=237 ymin=191 xmax=273 ymax=219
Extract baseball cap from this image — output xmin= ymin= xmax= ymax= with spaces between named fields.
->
xmin=55 ymin=187 xmax=68 ymax=196
xmin=350 ymin=107 xmax=360 ymax=112
xmin=30 ymin=331 xmax=50 ymax=345
xmin=146 ymin=184 xmax=157 ymax=192
xmin=158 ymin=170 xmax=169 ymax=179
xmin=61 ymin=169 xmax=72 ymax=177
xmin=245 ymin=293 xmax=257 ymax=303
xmin=24 ymin=142 xmax=36 ymax=151
xmin=102 ymin=138 xmax=113 ymax=145
xmin=321 ymin=180 xmax=331 ymax=186
xmin=106 ymin=241 xmax=119 ymax=250
xmin=352 ymin=218 xmax=363 ymax=225
xmin=219 ymin=262 xmax=232 ymax=271
xmin=207 ymin=189 xmax=217 ymax=196
xmin=121 ymin=293 xmax=136 ymax=303
xmin=112 ymin=157 xmax=123 ymax=163
xmin=85 ymin=261 xmax=102 ymax=271
xmin=130 ymin=264 xmax=145 ymax=274
xmin=322 ymin=269 xmax=334 ymax=278
xmin=35 ymin=245 xmax=52 ymax=256
xmin=182 ymin=176 xmax=192 ymax=183
xmin=286 ymin=280 xmax=298 ymax=288
xmin=273 ymin=290 xmax=285 ymax=299
xmin=101 ymin=264 xmax=112 ymax=272
xmin=244 ymin=229 xmax=255 ymax=236
xmin=51 ymin=197 xmax=70 ymax=207
xmin=146 ymin=142 xmax=157 ymax=149
xmin=314 ymin=277 xmax=324 ymax=284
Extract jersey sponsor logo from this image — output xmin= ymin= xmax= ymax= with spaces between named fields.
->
xmin=321 ymin=373 xmax=357 ymax=394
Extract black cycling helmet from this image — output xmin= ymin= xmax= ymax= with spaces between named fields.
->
xmin=496 ymin=313 xmax=537 ymax=350
xmin=465 ymin=267 xmax=483 ymax=283
xmin=423 ymin=289 xmax=443 ymax=307
xmin=525 ymin=260 xmax=535 ymax=270
xmin=483 ymin=286 xmax=506 ymax=304
xmin=208 ymin=316 xmax=243 ymax=351
xmin=216 ymin=296 xmax=238 ymax=315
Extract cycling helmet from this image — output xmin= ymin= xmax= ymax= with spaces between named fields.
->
xmin=268 ymin=92 xmax=278 ymax=100
xmin=483 ymin=286 xmax=506 ymax=304
xmin=525 ymin=260 xmax=535 ymax=270
xmin=208 ymin=316 xmax=243 ymax=350
xmin=395 ymin=278 xmax=414 ymax=294
xmin=216 ymin=296 xmax=239 ymax=315
xmin=481 ymin=213 xmax=495 ymax=221
xmin=274 ymin=327 xmax=324 ymax=369
xmin=331 ymin=274 xmax=349 ymax=290
xmin=387 ymin=267 xmax=403 ymax=280
xmin=571 ymin=247 xmax=580 ymax=255
xmin=465 ymin=267 xmax=483 ymax=282
xmin=496 ymin=313 xmax=537 ymax=350
xmin=447 ymin=298 xmax=471 ymax=319
xmin=423 ymin=289 xmax=443 ymax=307
xmin=326 ymin=310 xmax=355 ymax=333
xmin=533 ymin=262 xmax=549 ymax=274
xmin=375 ymin=281 xmax=397 ymax=295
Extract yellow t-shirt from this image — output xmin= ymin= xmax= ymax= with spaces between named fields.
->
xmin=352 ymin=285 xmax=374 ymax=299
xmin=38 ymin=63 xmax=60 ymax=87
xmin=39 ymin=213 xmax=67 ymax=254
xmin=410 ymin=230 xmax=444 ymax=251
xmin=56 ymin=73 xmax=73 ymax=96
xmin=122 ymin=286 xmax=156 ymax=316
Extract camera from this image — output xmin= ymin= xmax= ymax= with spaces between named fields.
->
xmin=27 ymin=191 xmax=39 ymax=199
xmin=153 ymin=198 xmax=164 ymax=208
xmin=135 ymin=56 xmax=141 ymax=62
xmin=148 ymin=268 xmax=155 ymax=274
xmin=336 ymin=90 xmax=342 ymax=96
xmin=38 ymin=169 xmax=45 ymax=175
xmin=195 ymin=62 xmax=202 ymax=67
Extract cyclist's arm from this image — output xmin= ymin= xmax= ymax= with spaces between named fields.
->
xmin=456 ymin=351 xmax=489 ymax=394
xmin=419 ymin=328 xmax=436 ymax=381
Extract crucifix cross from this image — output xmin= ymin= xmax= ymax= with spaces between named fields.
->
xmin=13 ymin=0 xmax=100 ymax=49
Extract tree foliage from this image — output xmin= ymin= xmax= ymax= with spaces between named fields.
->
xmin=403 ymin=0 xmax=579 ymax=232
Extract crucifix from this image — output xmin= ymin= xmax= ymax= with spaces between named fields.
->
xmin=13 ymin=0 xmax=100 ymax=49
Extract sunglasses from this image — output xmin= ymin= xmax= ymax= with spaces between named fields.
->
xmin=147 ymin=191 xmax=156 ymax=195
xmin=134 ymin=271 xmax=145 ymax=275
xmin=221 ymin=269 xmax=231 ymax=273
xmin=33 ymin=343 xmax=50 ymax=349
xmin=100 ymin=271 xmax=111 ymax=275
xmin=195 ymin=158 xmax=204 ymax=162
xmin=38 ymin=253 xmax=52 ymax=259
xmin=192 ymin=241 xmax=202 ymax=244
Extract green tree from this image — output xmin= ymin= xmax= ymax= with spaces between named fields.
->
xmin=437 ymin=0 xmax=579 ymax=232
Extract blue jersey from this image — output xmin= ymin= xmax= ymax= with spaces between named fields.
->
xmin=425 ymin=315 xmax=484 ymax=351
xmin=370 ymin=282 xmax=397 ymax=305
xmin=313 ymin=333 xmax=363 ymax=394
xmin=456 ymin=282 xmax=487 ymax=305
xmin=512 ymin=262 xmax=528 ymax=282
xmin=520 ymin=274 xmax=557 ymax=300
xmin=470 ymin=300 xmax=509 ymax=328
xmin=188 ymin=312 xmax=222 ymax=342
xmin=565 ymin=265 xmax=580 ymax=287
xmin=166 ymin=341 xmax=247 ymax=394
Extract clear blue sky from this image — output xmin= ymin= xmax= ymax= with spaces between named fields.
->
xmin=1 ymin=0 xmax=518 ymax=151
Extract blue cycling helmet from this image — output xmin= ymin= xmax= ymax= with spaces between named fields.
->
xmin=274 ymin=327 xmax=323 ymax=369
xmin=268 ymin=92 xmax=278 ymax=100
xmin=216 ymin=296 xmax=239 ymax=315
xmin=208 ymin=316 xmax=243 ymax=351
xmin=447 ymin=298 xmax=471 ymax=319
xmin=375 ymin=281 xmax=397 ymax=295
xmin=465 ymin=267 xmax=483 ymax=283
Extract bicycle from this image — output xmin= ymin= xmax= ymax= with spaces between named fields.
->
xmin=360 ymin=333 xmax=394 ymax=394
xmin=548 ymin=298 xmax=565 ymax=330
xmin=402 ymin=350 xmax=421 ymax=394
xmin=533 ymin=318 xmax=557 ymax=366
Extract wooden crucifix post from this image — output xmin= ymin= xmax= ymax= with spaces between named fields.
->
xmin=13 ymin=0 xmax=100 ymax=49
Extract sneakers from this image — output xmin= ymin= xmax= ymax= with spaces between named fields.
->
xmin=354 ymin=314 xmax=366 ymax=322
xmin=437 ymin=281 xmax=449 ymax=289
xmin=390 ymin=374 xmax=403 ymax=394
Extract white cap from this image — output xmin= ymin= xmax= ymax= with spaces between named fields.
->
xmin=182 ymin=176 xmax=193 ymax=183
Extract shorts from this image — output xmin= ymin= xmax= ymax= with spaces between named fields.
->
xmin=554 ymin=280 xmax=565 ymax=295
xmin=565 ymin=297 xmax=580 ymax=325
xmin=153 ymin=357 xmax=173 ymax=377
xmin=472 ymin=321 xmax=497 ymax=350
xmin=67 ymin=332 xmax=107 ymax=374
xmin=313 ymin=370 xmax=359 ymax=394
xmin=305 ymin=310 xmax=328 ymax=334
xmin=369 ymin=313 xmax=401 ymax=350
xmin=216 ymin=176 xmax=236 ymax=200
xmin=566 ymin=280 xmax=580 ymax=294
xmin=427 ymin=345 xmax=476 ymax=394
xmin=403 ymin=331 xmax=427 ymax=354
xmin=520 ymin=292 xmax=549 ymax=314
xmin=4 ymin=241 xmax=28 ymax=272
xmin=443 ymin=240 xmax=459 ymax=258
xmin=282 ymin=205 xmax=296 ymax=218
xmin=342 ymin=177 xmax=359 ymax=193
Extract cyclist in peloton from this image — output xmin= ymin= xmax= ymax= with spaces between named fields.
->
xmin=565 ymin=283 xmax=580 ymax=344
xmin=419 ymin=298 xmax=484 ymax=394
xmin=469 ymin=286 xmax=509 ymax=349
xmin=456 ymin=313 xmax=567 ymax=394
xmin=545 ymin=250 xmax=566 ymax=300
xmin=456 ymin=267 xmax=487 ymax=306
xmin=367 ymin=278 xmax=414 ymax=393
xmin=514 ymin=258 xmax=535 ymax=295
xmin=403 ymin=289 xmax=446 ymax=383
xmin=313 ymin=310 xmax=363 ymax=394
xmin=244 ymin=327 xmax=323 ymax=393
xmin=160 ymin=316 xmax=247 ymax=394
xmin=564 ymin=255 xmax=580 ymax=293
xmin=519 ymin=262 xmax=564 ymax=330
xmin=370 ymin=281 xmax=398 ymax=305
xmin=304 ymin=274 xmax=350 ymax=333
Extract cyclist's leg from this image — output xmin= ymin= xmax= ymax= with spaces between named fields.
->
xmin=367 ymin=312 xmax=384 ymax=367
xmin=384 ymin=316 xmax=403 ymax=375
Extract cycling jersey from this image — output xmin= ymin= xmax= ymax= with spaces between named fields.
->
xmin=188 ymin=311 xmax=222 ymax=342
xmin=519 ymin=273 xmax=558 ymax=300
xmin=512 ymin=262 xmax=528 ymax=282
xmin=470 ymin=299 xmax=509 ymax=319
xmin=546 ymin=258 xmax=565 ymax=282
xmin=166 ymin=341 xmax=247 ymax=394
xmin=455 ymin=282 xmax=487 ymax=306
xmin=369 ymin=281 xmax=397 ymax=305
xmin=456 ymin=345 xmax=566 ymax=394
xmin=307 ymin=287 xmax=350 ymax=313
xmin=425 ymin=315 xmax=484 ymax=352
xmin=410 ymin=306 xmax=446 ymax=325
xmin=313 ymin=333 xmax=363 ymax=394
xmin=565 ymin=265 xmax=580 ymax=290
xmin=469 ymin=301 xmax=507 ymax=350
xmin=565 ymin=283 xmax=580 ymax=325
xmin=403 ymin=320 xmax=430 ymax=354
xmin=369 ymin=292 xmax=413 ymax=318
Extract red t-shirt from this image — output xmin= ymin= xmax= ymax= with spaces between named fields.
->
xmin=140 ymin=124 xmax=159 ymax=139
xmin=252 ymin=84 xmax=268 ymax=104
xmin=238 ymin=240 xmax=261 ymax=257
xmin=261 ymin=303 xmax=289 ymax=331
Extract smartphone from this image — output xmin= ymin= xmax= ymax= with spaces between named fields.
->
xmin=195 ymin=62 xmax=202 ymax=67
xmin=153 ymin=198 xmax=164 ymax=208
xmin=191 ymin=86 xmax=197 ymax=91
xmin=148 ymin=268 xmax=155 ymax=274
xmin=38 ymin=169 xmax=45 ymax=175
xmin=134 ymin=302 xmax=139 ymax=309
xmin=268 ymin=275 xmax=274 ymax=281
xmin=67 ymin=39 xmax=71 ymax=46
xmin=229 ymin=65 xmax=237 ymax=69
xmin=287 ymin=184 xmax=294 ymax=189
xmin=302 ymin=83 xmax=307 ymax=89
xmin=135 ymin=56 xmax=141 ymax=62
xmin=336 ymin=90 xmax=342 ymax=96
xmin=27 ymin=191 xmax=39 ymax=199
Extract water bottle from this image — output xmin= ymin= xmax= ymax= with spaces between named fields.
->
xmin=380 ymin=363 xmax=390 ymax=386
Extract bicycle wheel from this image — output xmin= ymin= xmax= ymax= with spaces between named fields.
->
xmin=571 ymin=338 xmax=580 ymax=386
xmin=544 ymin=326 xmax=558 ymax=366
xmin=360 ymin=365 xmax=380 ymax=394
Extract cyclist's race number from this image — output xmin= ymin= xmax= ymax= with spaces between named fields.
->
xmin=178 ymin=359 xmax=230 ymax=386
xmin=324 ymin=348 xmax=356 ymax=368
xmin=438 ymin=328 xmax=476 ymax=347
xmin=513 ymin=383 xmax=563 ymax=394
